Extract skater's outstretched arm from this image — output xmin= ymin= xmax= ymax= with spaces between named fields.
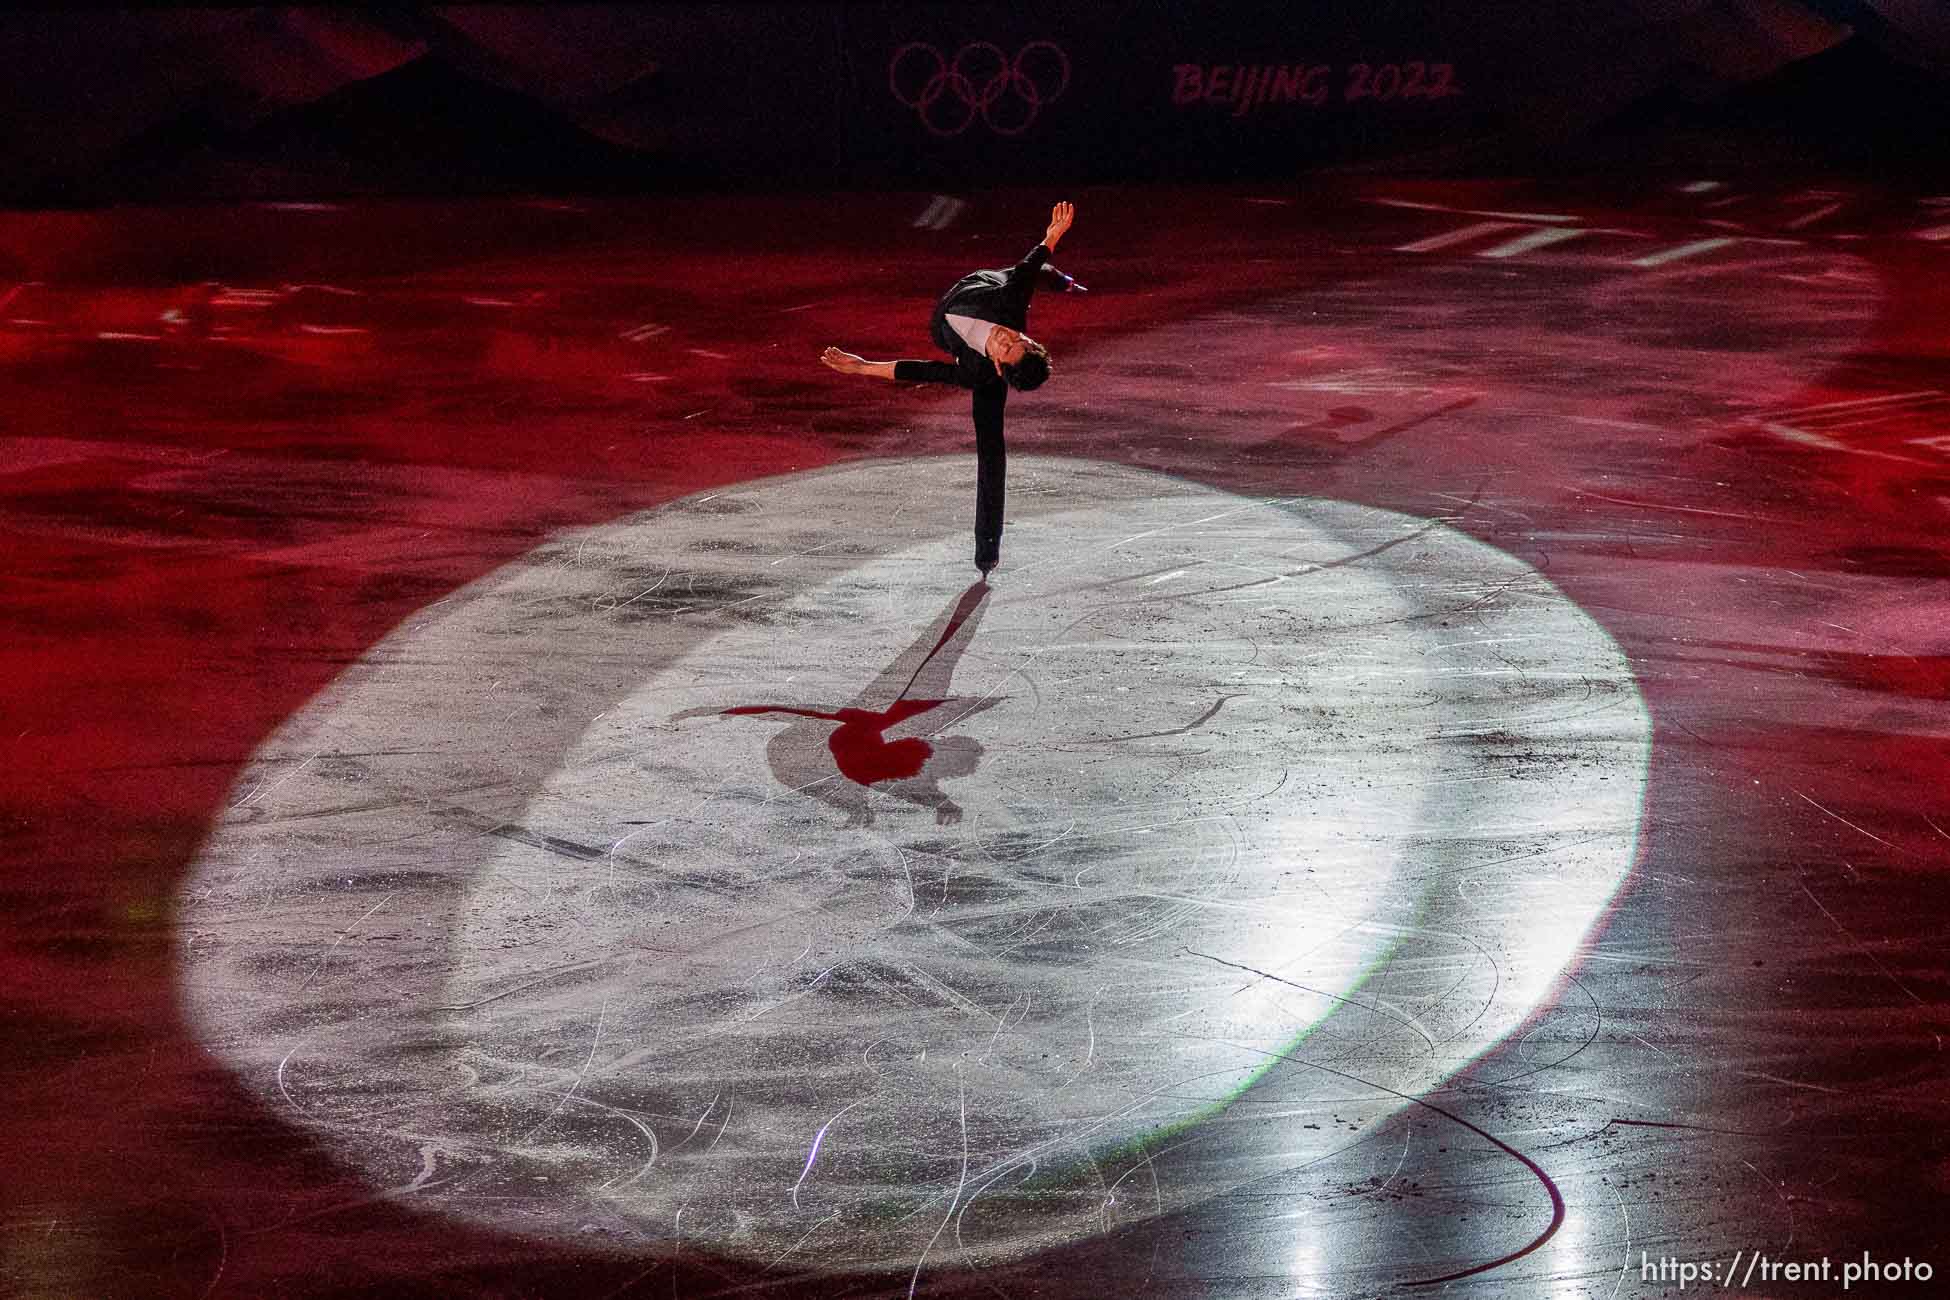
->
xmin=820 ymin=347 xmax=903 ymax=381
xmin=1007 ymin=200 xmax=1078 ymax=298
xmin=822 ymin=346 xmax=970 ymax=387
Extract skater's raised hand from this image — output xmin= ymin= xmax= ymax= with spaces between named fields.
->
xmin=1044 ymin=200 xmax=1075 ymax=251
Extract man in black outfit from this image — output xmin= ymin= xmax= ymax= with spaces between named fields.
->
xmin=821 ymin=201 xmax=1080 ymax=576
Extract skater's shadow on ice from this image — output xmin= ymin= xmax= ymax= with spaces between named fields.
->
xmin=673 ymin=580 xmax=998 ymax=827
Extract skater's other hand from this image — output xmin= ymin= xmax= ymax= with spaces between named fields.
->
xmin=1045 ymin=200 xmax=1075 ymax=247
xmin=821 ymin=346 xmax=865 ymax=375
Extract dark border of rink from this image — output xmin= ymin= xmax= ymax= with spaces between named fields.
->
xmin=4 ymin=1 xmax=1950 ymax=204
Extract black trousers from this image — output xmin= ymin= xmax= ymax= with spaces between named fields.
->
xmin=974 ymin=420 xmax=1004 ymax=567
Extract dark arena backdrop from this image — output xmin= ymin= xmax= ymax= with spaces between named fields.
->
xmin=4 ymin=3 xmax=1950 ymax=1298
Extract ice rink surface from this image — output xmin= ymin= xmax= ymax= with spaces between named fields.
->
xmin=2 ymin=180 xmax=1946 ymax=1296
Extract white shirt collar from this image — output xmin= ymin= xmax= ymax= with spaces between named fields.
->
xmin=944 ymin=312 xmax=995 ymax=358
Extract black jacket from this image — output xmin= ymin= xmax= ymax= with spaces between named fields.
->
xmin=893 ymin=241 xmax=1053 ymax=439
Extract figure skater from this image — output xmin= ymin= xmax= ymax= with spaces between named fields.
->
xmin=820 ymin=200 xmax=1082 ymax=576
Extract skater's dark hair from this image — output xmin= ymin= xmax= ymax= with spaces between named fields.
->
xmin=1005 ymin=340 xmax=1051 ymax=392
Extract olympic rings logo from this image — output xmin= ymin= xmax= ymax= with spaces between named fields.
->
xmin=888 ymin=41 xmax=1070 ymax=137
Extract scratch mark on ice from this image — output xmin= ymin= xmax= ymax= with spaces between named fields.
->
xmin=1790 ymin=787 xmax=1900 ymax=853
xmin=231 ymin=749 xmax=321 ymax=809
xmin=792 ymin=1097 xmax=872 ymax=1208
xmin=909 ymin=1076 xmax=970 ymax=1299
xmin=522 ymin=999 xmax=611 ymax=1141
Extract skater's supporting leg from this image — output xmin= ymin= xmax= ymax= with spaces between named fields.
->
xmin=975 ymin=417 xmax=1006 ymax=569
xmin=973 ymin=386 xmax=1006 ymax=571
